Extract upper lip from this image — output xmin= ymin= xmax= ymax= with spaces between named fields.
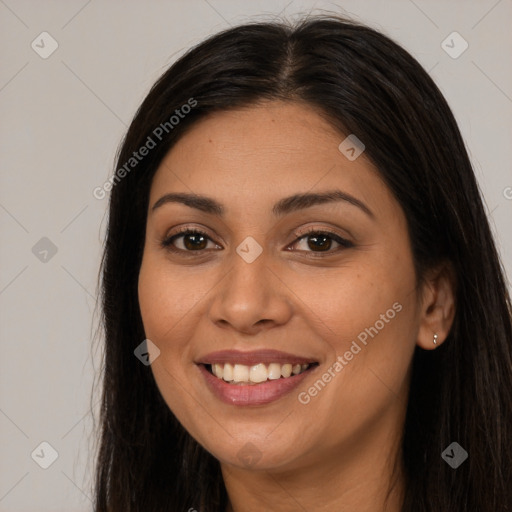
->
xmin=196 ymin=349 xmax=318 ymax=366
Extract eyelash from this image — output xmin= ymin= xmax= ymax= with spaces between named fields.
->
xmin=161 ymin=226 xmax=354 ymax=258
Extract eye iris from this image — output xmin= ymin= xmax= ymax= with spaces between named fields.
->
xmin=307 ymin=234 xmax=331 ymax=252
xmin=184 ymin=233 xmax=207 ymax=250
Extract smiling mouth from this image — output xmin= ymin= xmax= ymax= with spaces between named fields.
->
xmin=204 ymin=362 xmax=319 ymax=385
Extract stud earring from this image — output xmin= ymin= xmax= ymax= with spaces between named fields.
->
xmin=433 ymin=333 xmax=438 ymax=345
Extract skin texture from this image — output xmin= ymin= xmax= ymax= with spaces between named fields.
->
xmin=138 ymin=101 xmax=455 ymax=511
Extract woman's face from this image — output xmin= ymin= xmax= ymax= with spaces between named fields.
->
xmin=138 ymin=101 xmax=422 ymax=472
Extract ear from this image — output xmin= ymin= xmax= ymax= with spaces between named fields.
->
xmin=417 ymin=262 xmax=456 ymax=350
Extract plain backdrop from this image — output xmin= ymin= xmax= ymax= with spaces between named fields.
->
xmin=1 ymin=1 xmax=511 ymax=510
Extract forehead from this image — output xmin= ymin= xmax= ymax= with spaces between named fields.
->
xmin=149 ymin=101 xmax=393 ymax=220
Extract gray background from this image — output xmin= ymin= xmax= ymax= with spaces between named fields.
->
xmin=1 ymin=0 xmax=511 ymax=510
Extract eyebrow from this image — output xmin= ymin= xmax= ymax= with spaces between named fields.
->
xmin=151 ymin=189 xmax=374 ymax=218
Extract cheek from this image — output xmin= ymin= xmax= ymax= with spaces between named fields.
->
xmin=287 ymin=260 xmax=413 ymax=344
xmin=137 ymin=254 xmax=204 ymax=430
xmin=137 ymin=259 xmax=169 ymax=340
xmin=138 ymin=252 xmax=207 ymax=343
xmin=316 ymin=265 xmax=417 ymax=412
xmin=295 ymin=248 xmax=417 ymax=371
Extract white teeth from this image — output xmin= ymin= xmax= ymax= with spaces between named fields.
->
xmin=233 ymin=364 xmax=249 ymax=382
xmin=210 ymin=362 xmax=313 ymax=383
xmin=249 ymin=363 xmax=268 ymax=383
xmin=223 ymin=363 xmax=233 ymax=381
xmin=267 ymin=363 xmax=282 ymax=380
xmin=212 ymin=363 xmax=223 ymax=379
xmin=281 ymin=364 xmax=292 ymax=378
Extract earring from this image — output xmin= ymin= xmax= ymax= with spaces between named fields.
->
xmin=433 ymin=333 xmax=438 ymax=345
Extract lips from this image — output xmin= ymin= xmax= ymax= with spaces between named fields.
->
xmin=196 ymin=349 xmax=319 ymax=406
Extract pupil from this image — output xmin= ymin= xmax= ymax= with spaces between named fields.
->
xmin=308 ymin=234 xmax=330 ymax=252
xmin=185 ymin=234 xmax=207 ymax=250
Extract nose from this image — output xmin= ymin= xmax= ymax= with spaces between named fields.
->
xmin=207 ymin=248 xmax=294 ymax=335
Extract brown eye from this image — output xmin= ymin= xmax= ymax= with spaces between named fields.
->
xmin=162 ymin=229 xmax=219 ymax=253
xmin=181 ymin=232 xmax=208 ymax=250
xmin=303 ymin=233 xmax=334 ymax=252
xmin=291 ymin=230 xmax=353 ymax=254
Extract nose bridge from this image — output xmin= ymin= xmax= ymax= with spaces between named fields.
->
xmin=209 ymin=239 xmax=292 ymax=332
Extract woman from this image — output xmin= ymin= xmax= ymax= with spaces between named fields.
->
xmin=93 ymin=14 xmax=512 ymax=511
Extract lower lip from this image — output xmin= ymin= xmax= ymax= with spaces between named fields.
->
xmin=198 ymin=364 xmax=316 ymax=406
